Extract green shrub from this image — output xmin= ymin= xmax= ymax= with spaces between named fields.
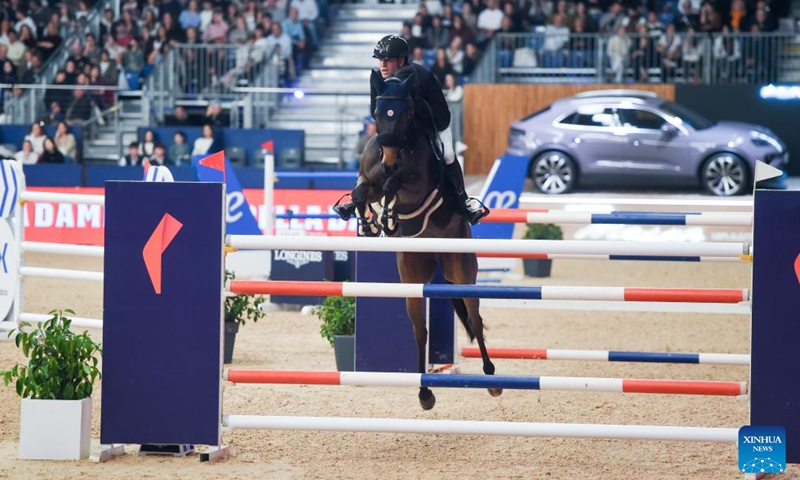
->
xmin=523 ymin=223 xmax=563 ymax=240
xmin=1 ymin=310 xmax=101 ymax=400
xmin=225 ymin=270 xmax=267 ymax=326
xmin=313 ymin=295 xmax=355 ymax=348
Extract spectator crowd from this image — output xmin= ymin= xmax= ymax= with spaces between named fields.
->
xmin=392 ymin=0 xmax=785 ymax=86
xmin=0 ymin=0 xmax=789 ymax=165
xmin=0 ymin=0 xmax=328 ymax=164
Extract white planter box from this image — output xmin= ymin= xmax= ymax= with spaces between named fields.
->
xmin=19 ymin=397 xmax=92 ymax=460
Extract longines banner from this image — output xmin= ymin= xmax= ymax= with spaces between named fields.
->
xmin=21 ymin=187 xmax=357 ymax=245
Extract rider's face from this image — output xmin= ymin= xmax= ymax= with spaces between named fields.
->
xmin=378 ymin=57 xmax=401 ymax=78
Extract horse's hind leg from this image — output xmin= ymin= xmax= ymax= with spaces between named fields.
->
xmin=406 ymin=296 xmax=436 ymax=410
xmin=462 ymin=297 xmax=501 ymax=397
xmin=442 ymin=253 xmax=501 ymax=398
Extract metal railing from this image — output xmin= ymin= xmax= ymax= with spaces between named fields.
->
xmin=491 ymin=31 xmax=793 ymax=85
xmin=146 ymin=43 xmax=282 ymax=124
xmin=235 ymin=85 xmax=464 ymax=164
xmin=4 ymin=0 xmax=114 ymax=125
xmin=147 ymin=44 xmax=282 ymax=124
xmin=1 ymin=83 xmax=122 ymax=126
xmin=234 ymin=86 xmax=368 ymax=166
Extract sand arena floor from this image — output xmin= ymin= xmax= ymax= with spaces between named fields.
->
xmin=0 ymin=252 xmax=796 ymax=480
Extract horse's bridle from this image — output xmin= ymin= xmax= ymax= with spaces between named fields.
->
xmin=375 ymin=93 xmax=418 ymax=171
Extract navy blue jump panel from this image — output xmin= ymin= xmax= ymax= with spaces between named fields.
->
xmin=355 ymin=251 xmax=416 ymax=372
xmin=355 ymin=251 xmax=454 ymax=372
xmin=101 ymin=181 xmax=225 ymax=446
xmin=751 ymin=189 xmax=800 ymax=463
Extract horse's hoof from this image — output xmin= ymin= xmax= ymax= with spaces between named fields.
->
xmin=488 ymin=388 xmax=503 ymax=397
xmin=419 ymin=389 xmax=436 ymax=410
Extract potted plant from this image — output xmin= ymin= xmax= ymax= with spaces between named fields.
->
xmin=1 ymin=310 xmax=101 ymax=460
xmin=313 ymin=295 xmax=355 ymax=371
xmin=522 ymin=223 xmax=563 ymax=278
xmin=224 ymin=270 xmax=266 ymax=364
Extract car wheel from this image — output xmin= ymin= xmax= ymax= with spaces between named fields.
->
xmin=701 ymin=154 xmax=749 ymax=196
xmin=530 ymin=151 xmax=577 ymax=195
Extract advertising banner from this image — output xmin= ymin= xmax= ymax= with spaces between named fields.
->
xmin=21 ymin=187 xmax=357 ymax=245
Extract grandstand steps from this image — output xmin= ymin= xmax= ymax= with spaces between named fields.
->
xmin=316 ymin=44 xmax=373 ymax=57
xmin=291 ymin=80 xmax=366 ymax=93
xmin=300 ymin=69 xmax=373 ymax=81
xmin=327 ymin=21 xmax=405 ymax=34
xmin=325 ymin=32 xmax=390 ymax=45
xmin=779 ymin=70 xmax=800 ymax=83
xmin=310 ymin=55 xmax=382 ymax=69
xmin=278 ymin=93 xmax=369 ymax=106
xmin=83 ymin=123 xmax=139 ymax=165
xmin=272 ymin=111 xmax=365 ymax=122
xmin=274 ymin=2 xmax=415 ymax=165
xmin=306 ymin=135 xmax=356 ymax=150
xmin=268 ymin=120 xmax=363 ymax=135
xmin=83 ymin=91 xmax=149 ymax=163
xmin=334 ymin=6 xmax=417 ymax=22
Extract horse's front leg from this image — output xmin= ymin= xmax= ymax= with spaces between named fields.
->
xmin=380 ymin=176 xmax=400 ymax=235
xmin=352 ymin=183 xmax=380 ymax=237
xmin=398 ymin=252 xmax=439 ymax=410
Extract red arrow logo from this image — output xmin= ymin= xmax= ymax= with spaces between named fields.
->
xmin=142 ymin=213 xmax=183 ymax=294
xmin=795 ymin=252 xmax=800 ymax=288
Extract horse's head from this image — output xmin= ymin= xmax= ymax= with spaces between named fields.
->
xmin=371 ymin=69 xmax=415 ymax=171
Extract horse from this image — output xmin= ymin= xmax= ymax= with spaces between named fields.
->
xmin=336 ymin=69 xmax=500 ymax=410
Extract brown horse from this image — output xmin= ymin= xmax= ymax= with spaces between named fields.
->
xmin=336 ymin=70 xmax=500 ymax=410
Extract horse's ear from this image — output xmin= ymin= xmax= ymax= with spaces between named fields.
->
xmin=370 ymin=69 xmax=385 ymax=94
xmin=399 ymin=72 xmax=415 ymax=94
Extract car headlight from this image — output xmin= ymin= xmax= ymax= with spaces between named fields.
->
xmin=751 ymin=132 xmax=783 ymax=152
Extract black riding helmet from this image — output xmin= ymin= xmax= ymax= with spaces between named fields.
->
xmin=372 ymin=35 xmax=410 ymax=60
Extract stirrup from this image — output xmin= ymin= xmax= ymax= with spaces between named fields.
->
xmin=464 ymin=197 xmax=490 ymax=226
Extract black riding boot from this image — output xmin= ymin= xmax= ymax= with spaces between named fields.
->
xmin=333 ymin=201 xmax=356 ymax=220
xmin=445 ymin=161 xmax=489 ymax=225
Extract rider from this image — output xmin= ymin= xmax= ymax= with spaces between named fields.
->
xmin=338 ymin=35 xmax=489 ymax=226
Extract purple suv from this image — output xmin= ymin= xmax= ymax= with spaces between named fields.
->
xmin=506 ymin=90 xmax=788 ymax=196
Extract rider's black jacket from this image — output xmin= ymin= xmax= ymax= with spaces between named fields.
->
xmin=369 ymin=63 xmax=451 ymax=133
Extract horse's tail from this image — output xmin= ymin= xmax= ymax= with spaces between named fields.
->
xmin=451 ymin=298 xmax=475 ymax=342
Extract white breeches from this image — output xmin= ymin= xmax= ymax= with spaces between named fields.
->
xmin=439 ymin=125 xmax=456 ymax=165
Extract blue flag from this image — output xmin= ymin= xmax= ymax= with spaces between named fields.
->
xmin=192 ymin=154 xmax=261 ymax=235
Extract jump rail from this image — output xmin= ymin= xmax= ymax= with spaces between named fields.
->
xmin=227 ymin=235 xmax=749 ymax=258
xmin=275 ymin=209 xmax=753 ymax=227
xmin=21 ymin=242 xmax=104 ymax=257
xmin=479 ymin=253 xmax=745 ymax=262
xmin=222 ymin=415 xmax=739 ymax=443
xmin=487 ymin=209 xmax=752 ymax=226
xmin=0 ymin=313 xmax=103 ymax=331
xmin=19 ymin=267 xmax=103 ymax=282
xmin=460 ymin=347 xmax=750 ymax=365
xmin=223 ymin=370 xmax=748 ymax=396
xmin=230 ymin=280 xmax=749 ymax=304
xmin=21 ymin=191 xmax=105 ymax=205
